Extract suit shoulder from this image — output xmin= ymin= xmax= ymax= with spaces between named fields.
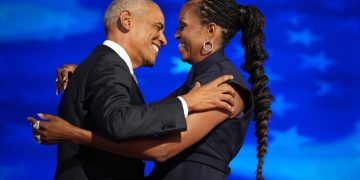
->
xmin=88 ymin=47 xmax=130 ymax=74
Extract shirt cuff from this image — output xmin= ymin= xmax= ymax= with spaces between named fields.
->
xmin=177 ymin=96 xmax=189 ymax=118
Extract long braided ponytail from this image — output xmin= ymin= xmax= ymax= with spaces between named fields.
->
xmin=186 ymin=0 xmax=273 ymax=179
xmin=239 ymin=5 xmax=273 ymax=180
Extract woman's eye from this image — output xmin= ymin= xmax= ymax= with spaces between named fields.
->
xmin=177 ymin=25 xmax=185 ymax=30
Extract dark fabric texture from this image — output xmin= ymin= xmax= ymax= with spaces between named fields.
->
xmin=149 ymin=50 xmax=254 ymax=180
xmin=56 ymin=45 xmax=187 ymax=180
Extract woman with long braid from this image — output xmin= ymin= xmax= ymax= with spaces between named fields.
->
xmin=29 ymin=0 xmax=272 ymax=179
xmin=149 ymin=1 xmax=273 ymax=179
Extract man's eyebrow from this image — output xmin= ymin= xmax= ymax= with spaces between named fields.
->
xmin=154 ymin=22 xmax=164 ymax=29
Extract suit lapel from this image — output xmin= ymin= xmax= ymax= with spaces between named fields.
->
xmin=102 ymin=45 xmax=145 ymax=104
xmin=133 ymin=79 xmax=145 ymax=103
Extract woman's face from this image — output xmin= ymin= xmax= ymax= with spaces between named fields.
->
xmin=175 ymin=4 xmax=209 ymax=64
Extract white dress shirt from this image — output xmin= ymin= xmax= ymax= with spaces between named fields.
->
xmin=103 ymin=40 xmax=188 ymax=118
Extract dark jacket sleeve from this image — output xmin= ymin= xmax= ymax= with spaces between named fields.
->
xmin=85 ymin=54 xmax=187 ymax=142
xmin=195 ymin=64 xmax=253 ymax=115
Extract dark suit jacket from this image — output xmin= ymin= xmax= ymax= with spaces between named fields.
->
xmin=149 ymin=50 xmax=253 ymax=180
xmin=55 ymin=45 xmax=187 ymax=180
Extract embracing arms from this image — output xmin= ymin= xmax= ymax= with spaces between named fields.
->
xmin=31 ymin=63 xmax=243 ymax=162
xmin=30 ymin=86 xmax=242 ymax=162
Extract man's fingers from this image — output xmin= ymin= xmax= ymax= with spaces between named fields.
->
xmin=210 ymin=75 xmax=234 ymax=87
xmin=220 ymin=94 xmax=235 ymax=106
xmin=193 ymin=82 xmax=201 ymax=89
xmin=216 ymin=101 xmax=233 ymax=114
xmin=187 ymin=82 xmax=201 ymax=95
xmin=218 ymin=84 xmax=236 ymax=98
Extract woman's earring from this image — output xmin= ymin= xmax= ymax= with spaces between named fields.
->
xmin=203 ymin=40 xmax=213 ymax=52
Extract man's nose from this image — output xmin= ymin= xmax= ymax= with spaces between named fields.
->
xmin=160 ymin=32 xmax=167 ymax=46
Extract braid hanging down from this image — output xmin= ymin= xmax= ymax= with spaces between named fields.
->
xmin=187 ymin=0 xmax=273 ymax=179
xmin=239 ymin=5 xmax=273 ymax=180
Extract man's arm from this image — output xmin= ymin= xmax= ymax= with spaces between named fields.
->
xmin=84 ymin=55 xmax=235 ymax=142
xmin=86 ymin=55 xmax=187 ymax=141
xmin=30 ymin=85 xmax=243 ymax=162
xmin=55 ymin=63 xmax=235 ymax=115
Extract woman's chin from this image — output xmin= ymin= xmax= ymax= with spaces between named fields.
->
xmin=180 ymin=56 xmax=190 ymax=63
xmin=178 ymin=52 xmax=189 ymax=62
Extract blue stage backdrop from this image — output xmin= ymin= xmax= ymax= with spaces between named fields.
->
xmin=0 ymin=0 xmax=359 ymax=179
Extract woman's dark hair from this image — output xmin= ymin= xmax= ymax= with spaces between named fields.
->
xmin=186 ymin=0 xmax=273 ymax=179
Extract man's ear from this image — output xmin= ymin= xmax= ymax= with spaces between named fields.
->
xmin=117 ymin=11 xmax=131 ymax=32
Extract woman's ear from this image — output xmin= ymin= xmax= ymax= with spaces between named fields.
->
xmin=117 ymin=11 xmax=131 ymax=31
xmin=207 ymin=23 xmax=217 ymax=40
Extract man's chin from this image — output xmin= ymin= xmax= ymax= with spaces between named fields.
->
xmin=144 ymin=64 xmax=154 ymax=68
xmin=143 ymin=61 xmax=155 ymax=67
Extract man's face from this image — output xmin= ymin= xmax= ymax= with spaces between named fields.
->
xmin=130 ymin=3 xmax=167 ymax=67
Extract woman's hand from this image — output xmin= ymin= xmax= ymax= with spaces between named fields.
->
xmin=28 ymin=113 xmax=77 ymax=144
xmin=56 ymin=64 xmax=77 ymax=95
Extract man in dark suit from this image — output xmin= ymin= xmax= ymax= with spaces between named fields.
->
xmin=29 ymin=0 xmax=235 ymax=179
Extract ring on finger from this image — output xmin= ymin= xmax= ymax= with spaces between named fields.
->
xmin=33 ymin=121 xmax=40 ymax=130
xmin=34 ymin=134 xmax=42 ymax=144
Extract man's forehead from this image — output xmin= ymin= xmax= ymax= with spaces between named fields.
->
xmin=148 ymin=3 xmax=165 ymax=23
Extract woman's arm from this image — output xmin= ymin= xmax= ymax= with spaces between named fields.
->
xmin=31 ymin=85 xmax=243 ymax=162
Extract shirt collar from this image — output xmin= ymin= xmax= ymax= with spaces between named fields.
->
xmin=103 ymin=40 xmax=134 ymax=75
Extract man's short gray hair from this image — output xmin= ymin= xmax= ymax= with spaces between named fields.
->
xmin=104 ymin=0 xmax=152 ymax=32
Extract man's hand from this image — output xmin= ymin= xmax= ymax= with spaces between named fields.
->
xmin=181 ymin=75 xmax=236 ymax=114
xmin=56 ymin=64 xmax=77 ymax=95
xmin=28 ymin=113 xmax=76 ymax=144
